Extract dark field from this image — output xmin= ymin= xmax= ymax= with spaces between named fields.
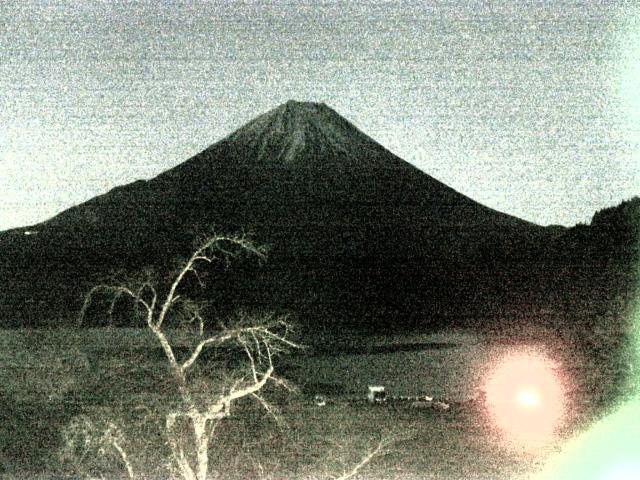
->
xmin=0 ymin=327 xmax=627 ymax=479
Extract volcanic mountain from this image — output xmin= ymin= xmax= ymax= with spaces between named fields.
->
xmin=1 ymin=101 xmax=557 ymax=329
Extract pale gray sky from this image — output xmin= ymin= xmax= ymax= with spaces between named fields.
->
xmin=1 ymin=0 xmax=639 ymax=230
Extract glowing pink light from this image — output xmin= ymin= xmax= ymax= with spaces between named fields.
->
xmin=484 ymin=349 xmax=565 ymax=448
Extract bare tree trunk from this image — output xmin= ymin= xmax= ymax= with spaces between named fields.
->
xmin=167 ymin=414 xmax=197 ymax=480
xmin=193 ymin=415 xmax=210 ymax=480
xmin=166 ymin=412 xmax=213 ymax=480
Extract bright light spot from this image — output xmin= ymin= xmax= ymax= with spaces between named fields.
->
xmin=484 ymin=348 xmax=565 ymax=448
xmin=516 ymin=388 xmax=541 ymax=408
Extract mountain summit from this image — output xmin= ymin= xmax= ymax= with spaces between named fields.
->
xmin=0 ymin=101 xmax=548 ymax=328
xmin=223 ymin=100 xmax=392 ymax=166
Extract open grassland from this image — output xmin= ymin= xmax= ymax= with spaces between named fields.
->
xmin=0 ymin=327 xmax=628 ymax=479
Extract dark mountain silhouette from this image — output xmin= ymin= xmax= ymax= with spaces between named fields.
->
xmin=0 ymin=102 xmax=636 ymax=338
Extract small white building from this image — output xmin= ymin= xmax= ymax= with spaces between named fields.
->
xmin=367 ymin=385 xmax=386 ymax=404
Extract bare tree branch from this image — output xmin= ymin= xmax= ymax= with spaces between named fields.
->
xmin=180 ymin=332 xmax=236 ymax=374
xmin=105 ymin=423 xmax=135 ymax=480
xmin=333 ymin=437 xmax=396 ymax=480
xmin=241 ymin=341 xmax=259 ymax=383
xmin=211 ymin=364 xmax=275 ymax=417
xmin=79 ymin=285 xmax=150 ymax=326
xmin=251 ymin=392 xmax=283 ymax=426
xmin=155 ymin=233 xmax=264 ymax=330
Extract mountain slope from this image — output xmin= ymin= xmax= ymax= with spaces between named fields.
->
xmin=1 ymin=101 xmax=552 ymax=328
xmin=46 ymin=101 xmax=535 ymax=233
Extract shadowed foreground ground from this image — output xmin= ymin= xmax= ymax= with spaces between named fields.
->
xmin=0 ymin=328 xmax=623 ymax=479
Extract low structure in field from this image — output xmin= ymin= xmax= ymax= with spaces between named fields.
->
xmin=367 ymin=386 xmax=387 ymax=404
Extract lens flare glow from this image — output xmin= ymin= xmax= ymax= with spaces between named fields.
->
xmin=536 ymin=302 xmax=640 ymax=479
xmin=536 ymin=399 xmax=640 ymax=480
xmin=484 ymin=349 xmax=564 ymax=448
xmin=605 ymin=462 xmax=640 ymax=480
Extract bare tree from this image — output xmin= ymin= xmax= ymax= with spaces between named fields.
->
xmin=79 ymin=233 xmax=298 ymax=480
